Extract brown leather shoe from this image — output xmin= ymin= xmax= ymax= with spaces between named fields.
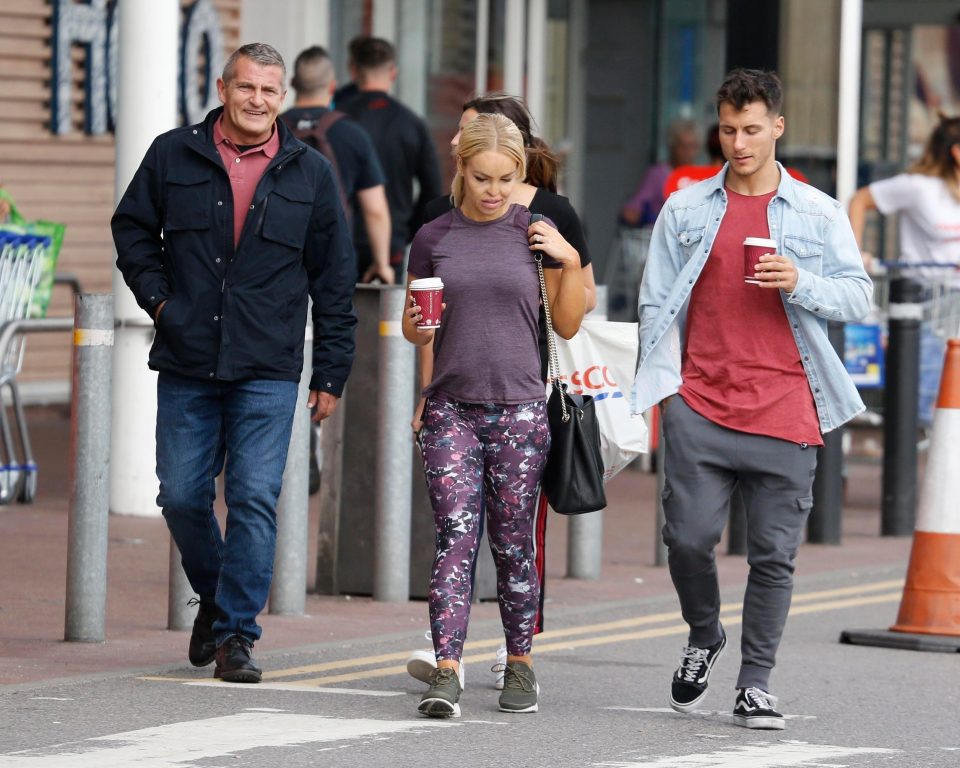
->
xmin=214 ymin=635 xmax=262 ymax=683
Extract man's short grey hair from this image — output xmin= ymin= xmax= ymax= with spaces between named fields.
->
xmin=222 ymin=43 xmax=286 ymax=82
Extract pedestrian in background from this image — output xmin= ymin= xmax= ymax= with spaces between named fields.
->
xmin=849 ymin=113 xmax=960 ymax=424
xmin=848 ymin=112 xmax=960 ymax=286
xmin=331 ymin=35 xmax=364 ymax=107
xmin=406 ymin=92 xmax=596 ymax=691
xmin=337 ymin=37 xmax=442 ymax=281
xmin=402 ymin=113 xmax=585 ymax=718
xmin=632 ymin=68 xmax=871 ymax=729
xmin=283 ymin=45 xmax=394 ymax=285
xmin=112 ymin=43 xmax=357 ymax=684
xmin=620 ymin=118 xmax=701 ymax=227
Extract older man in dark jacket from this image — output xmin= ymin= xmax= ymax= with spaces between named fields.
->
xmin=112 ymin=43 xmax=356 ymax=683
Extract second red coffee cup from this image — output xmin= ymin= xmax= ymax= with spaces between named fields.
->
xmin=743 ymin=237 xmax=777 ymax=284
xmin=410 ymin=277 xmax=444 ymax=328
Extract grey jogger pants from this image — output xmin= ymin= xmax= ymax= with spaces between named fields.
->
xmin=661 ymin=395 xmax=818 ymax=691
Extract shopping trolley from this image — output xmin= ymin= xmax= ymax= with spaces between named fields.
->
xmin=0 ymin=232 xmax=49 ymax=503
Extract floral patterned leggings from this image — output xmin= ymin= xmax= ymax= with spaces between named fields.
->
xmin=419 ymin=395 xmax=550 ymax=661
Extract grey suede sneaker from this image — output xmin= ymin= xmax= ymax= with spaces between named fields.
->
xmin=418 ymin=667 xmax=463 ymax=718
xmin=498 ymin=660 xmax=539 ymax=713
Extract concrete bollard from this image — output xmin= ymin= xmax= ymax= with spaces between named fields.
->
xmin=567 ymin=511 xmax=603 ymax=579
xmin=167 ymin=540 xmax=195 ymax=630
xmin=64 ymin=294 xmax=114 ymax=642
xmin=270 ymin=323 xmax=314 ymax=614
xmin=373 ymin=288 xmax=415 ymax=602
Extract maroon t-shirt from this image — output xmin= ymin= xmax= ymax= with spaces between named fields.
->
xmin=407 ymin=204 xmax=560 ymax=404
xmin=679 ymin=187 xmax=823 ymax=446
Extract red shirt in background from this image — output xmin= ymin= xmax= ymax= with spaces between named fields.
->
xmin=679 ymin=186 xmax=823 ymax=446
xmin=213 ymin=117 xmax=280 ymax=246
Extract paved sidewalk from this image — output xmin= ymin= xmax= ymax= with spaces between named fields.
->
xmin=0 ymin=406 xmax=911 ymax=687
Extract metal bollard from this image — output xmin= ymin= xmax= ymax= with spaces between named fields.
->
xmin=881 ymin=277 xmax=923 ymax=536
xmin=373 ymin=288 xmax=415 ymax=602
xmin=566 ymin=285 xmax=608 ymax=579
xmin=567 ymin=511 xmax=603 ymax=579
xmin=270 ymin=324 xmax=313 ymax=614
xmin=316 ymin=394 xmax=344 ymax=595
xmin=167 ymin=540 xmax=195 ymax=630
xmin=64 ymin=294 xmax=114 ymax=642
xmin=809 ymin=321 xmax=846 ymax=543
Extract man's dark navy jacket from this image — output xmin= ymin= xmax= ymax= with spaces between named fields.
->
xmin=112 ymin=107 xmax=358 ymax=396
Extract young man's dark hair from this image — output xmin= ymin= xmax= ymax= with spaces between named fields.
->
xmin=353 ymin=37 xmax=396 ymax=71
xmin=715 ymin=68 xmax=783 ymax=116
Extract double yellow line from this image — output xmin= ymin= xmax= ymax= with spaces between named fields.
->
xmin=144 ymin=580 xmax=902 ymax=689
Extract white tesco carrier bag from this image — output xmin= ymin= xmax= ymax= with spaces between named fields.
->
xmin=553 ymin=320 xmax=648 ymax=479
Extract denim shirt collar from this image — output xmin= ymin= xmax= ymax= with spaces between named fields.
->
xmin=694 ymin=161 xmax=805 ymax=209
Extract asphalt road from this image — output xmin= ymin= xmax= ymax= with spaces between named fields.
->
xmin=1 ymin=562 xmax=955 ymax=768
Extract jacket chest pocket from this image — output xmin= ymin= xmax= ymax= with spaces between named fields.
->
xmin=783 ymin=235 xmax=824 ymax=276
xmin=676 ymin=227 xmax=705 ymax=261
xmin=164 ymin=172 xmax=211 ymax=231
xmin=261 ymin=185 xmax=313 ymax=250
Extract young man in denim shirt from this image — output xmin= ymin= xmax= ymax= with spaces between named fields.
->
xmin=631 ymin=69 xmax=871 ymax=729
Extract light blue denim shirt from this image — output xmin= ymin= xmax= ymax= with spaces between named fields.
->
xmin=630 ymin=163 xmax=873 ymax=434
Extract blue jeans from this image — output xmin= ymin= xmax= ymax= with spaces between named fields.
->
xmin=156 ymin=371 xmax=298 ymax=644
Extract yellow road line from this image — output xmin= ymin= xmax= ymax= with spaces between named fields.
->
xmin=141 ymin=581 xmax=903 ymax=687
xmin=259 ymin=579 xmax=904 ymax=680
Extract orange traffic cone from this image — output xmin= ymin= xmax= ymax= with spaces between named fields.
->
xmin=890 ymin=338 xmax=960 ymax=636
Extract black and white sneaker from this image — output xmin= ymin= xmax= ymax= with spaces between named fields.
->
xmin=669 ymin=627 xmax=726 ymax=712
xmin=733 ymin=687 xmax=785 ymax=730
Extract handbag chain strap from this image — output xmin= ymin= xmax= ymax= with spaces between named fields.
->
xmin=535 ymin=253 xmax=570 ymax=423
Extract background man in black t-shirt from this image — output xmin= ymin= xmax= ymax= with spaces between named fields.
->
xmin=336 ymin=38 xmax=442 ymax=281
xmin=283 ymin=46 xmax=394 ymax=285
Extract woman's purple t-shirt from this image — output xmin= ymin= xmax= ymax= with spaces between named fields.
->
xmin=408 ymin=204 xmax=560 ymax=405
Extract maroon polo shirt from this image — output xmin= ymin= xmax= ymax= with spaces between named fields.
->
xmin=213 ymin=117 xmax=280 ymax=246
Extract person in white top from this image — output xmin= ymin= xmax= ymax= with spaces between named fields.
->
xmin=849 ymin=113 xmax=960 ymax=289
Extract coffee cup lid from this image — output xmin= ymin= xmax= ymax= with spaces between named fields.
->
xmin=410 ymin=277 xmax=443 ymax=290
xmin=743 ymin=237 xmax=777 ymax=248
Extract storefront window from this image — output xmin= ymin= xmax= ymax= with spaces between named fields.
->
xmin=420 ymin=0 xmax=482 ymax=185
xmin=656 ymin=0 xmax=725 ymax=162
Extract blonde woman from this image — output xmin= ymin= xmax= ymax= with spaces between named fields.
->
xmin=402 ymin=114 xmax=584 ymax=717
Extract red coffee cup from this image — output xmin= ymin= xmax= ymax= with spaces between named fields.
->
xmin=410 ymin=277 xmax=444 ymax=328
xmin=743 ymin=237 xmax=777 ymax=284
